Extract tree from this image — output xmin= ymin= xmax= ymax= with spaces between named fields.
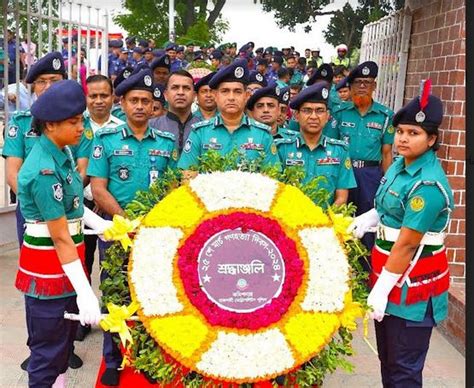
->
xmin=259 ymin=0 xmax=335 ymax=33
xmin=113 ymin=0 xmax=229 ymax=47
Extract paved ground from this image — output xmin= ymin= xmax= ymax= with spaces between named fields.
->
xmin=0 ymin=245 xmax=465 ymax=387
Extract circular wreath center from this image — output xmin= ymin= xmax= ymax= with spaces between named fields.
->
xmin=178 ymin=211 xmax=304 ymax=330
xmin=198 ymin=228 xmax=285 ymax=313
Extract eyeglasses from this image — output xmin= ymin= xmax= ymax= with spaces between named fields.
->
xmin=300 ymin=107 xmax=327 ymax=116
xmin=352 ymin=79 xmax=375 ymax=87
xmin=33 ymin=78 xmax=62 ymax=87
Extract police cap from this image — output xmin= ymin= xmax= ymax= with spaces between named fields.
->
xmin=306 ymin=63 xmax=333 ymax=86
xmin=153 ymin=83 xmax=166 ymax=104
xmin=208 ymin=59 xmax=249 ymax=89
xmin=209 ymin=50 xmax=223 ymax=60
xmin=335 ymin=76 xmax=350 ymax=91
xmin=113 ymin=66 xmax=133 ymax=89
xmin=248 ymin=70 xmax=267 ymax=87
xmin=31 ymin=80 xmax=86 ymax=121
xmin=109 ymin=39 xmax=123 ymax=48
xmin=25 ymin=51 xmax=66 ymax=84
xmin=279 ymin=86 xmax=291 ymax=105
xmin=347 ymin=61 xmax=378 ymax=84
xmin=194 ymin=71 xmax=217 ymax=92
xmin=289 ymin=81 xmax=330 ymax=110
xmin=246 ymin=84 xmax=281 ymax=110
xmin=115 ymin=68 xmax=154 ymax=97
xmin=150 ymin=54 xmax=171 ymax=70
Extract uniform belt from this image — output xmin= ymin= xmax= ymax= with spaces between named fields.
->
xmin=352 ymin=160 xmax=380 ymax=168
xmin=25 ymin=219 xmax=83 ymax=238
xmin=376 ymin=224 xmax=445 ymax=245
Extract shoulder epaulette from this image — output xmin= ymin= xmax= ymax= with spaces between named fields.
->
xmin=15 ymin=110 xmax=32 ymax=117
xmin=250 ymin=119 xmax=272 ymax=133
xmin=332 ymin=101 xmax=351 ymax=112
xmin=191 ymin=119 xmax=212 ymax=131
xmin=96 ymin=127 xmax=119 ymax=137
xmin=40 ymin=168 xmax=56 ymax=175
xmin=274 ymin=136 xmax=297 ymax=146
xmin=153 ymin=128 xmax=176 ymax=141
xmin=326 ymin=137 xmax=347 ymax=147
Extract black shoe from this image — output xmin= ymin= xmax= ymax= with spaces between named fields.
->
xmin=100 ymin=368 xmax=121 ymax=386
xmin=20 ymin=356 xmax=29 ymax=371
xmin=274 ymin=375 xmax=286 ymax=386
xmin=75 ymin=324 xmax=91 ymax=341
xmin=68 ymin=352 xmax=83 ymax=369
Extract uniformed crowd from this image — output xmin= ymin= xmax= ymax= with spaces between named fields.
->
xmin=2 ymin=37 xmax=453 ymax=388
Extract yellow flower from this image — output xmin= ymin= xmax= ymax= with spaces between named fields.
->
xmin=100 ymin=301 xmax=140 ymax=347
xmin=103 ymin=215 xmax=142 ymax=250
xmin=338 ymin=292 xmax=364 ymax=331
xmin=327 ymin=207 xmax=353 ymax=242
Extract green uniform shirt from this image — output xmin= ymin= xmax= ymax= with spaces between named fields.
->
xmin=275 ymin=133 xmax=356 ymax=206
xmin=192 ymin=108 xmax=216 ymax=122
xmin=70 ymin=115 xmax=94 ymax=160
xmin=326 ymin=100 xmax=394 ymax=161
xmin=177 ymin=114 xmax=280 ymax=170
xmin=2 ymin=110 xmax=39 ymax=159
xmin=375 ymin=151 xmax=454 ymax=323
xmin=87 ymin=124 xmax=177 ymax=209
xmin=289 ymin=70 xmax=304 ymax=86
xmin=329 ymin=84 xmax=341 ymax=108
xmin=111 ymin=105 xmax=127 ymax=122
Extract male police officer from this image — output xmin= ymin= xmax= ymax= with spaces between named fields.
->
xmin=150 ymin=54 xmax=171 ymax=86
xmin=276 ymin=82 xmax=356 ymax=207
xmin=328 ymin=61 xmax=394 ymax=255
xmin=178 ymin=59 xmax=279 ymax=175
xmin=152 ymin=83 xmax=167 ymax=118
xmin=193 ymin=71 xmax=217 ymax=121
xmin=149 ymin=69 xmax=201 ymax=154
xmin=247 ymin=70 xmax=268 ymax=95
xmin=87 ymin=69 xmax=177 ymax=386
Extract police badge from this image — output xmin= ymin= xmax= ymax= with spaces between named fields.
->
xmin=52 ymin=58 xmax=61 ymax=70
xmin=183 ymin=139 xmax=192 ymax=153
xmin=7 ymin=126 xmax=18 ymax=138
xmin=92 ymin=145 xmax=103 ymax=159
xmin=118 ymin=167 xmax=129 ymax=180
xmin=52 ymin=183 xmax=63 ymax=201
xmin=234 ymin=67 xmax=244 ymax=79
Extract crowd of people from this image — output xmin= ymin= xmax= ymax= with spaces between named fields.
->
xmin=1 ymin=35 xmax=453 ymax=388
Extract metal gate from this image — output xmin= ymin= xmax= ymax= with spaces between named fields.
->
xmin=1 ymin=0 xmax=109 ymax=214
xmin=360 ymin=9 xmax=412 ymax=112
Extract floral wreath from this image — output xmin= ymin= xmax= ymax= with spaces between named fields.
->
xmin=110 ymin=170 xmax=364 ymax=383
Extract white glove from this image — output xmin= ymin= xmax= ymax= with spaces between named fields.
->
xmin=367 ymin=267 xmax=401 ymax=322
xmin=83 ymin=207 xmax=113 ymax=235
xmin=62 ymin=260 xmax=102 ymax=326
xmin=347 ymin=208 xmax=380 ymax=239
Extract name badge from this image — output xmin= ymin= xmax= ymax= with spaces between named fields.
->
xmin=113 ymin=149 xmax=134 ymax=156
xmin=341 ymin=121 xmax=355 ymax=128
xmin=285 ymin=159 xmax=305 ymax=166
xmin=203 ymin=143 xmax=223 ymax=150
xmin=367 ymin=122 xmax=383 ymax=130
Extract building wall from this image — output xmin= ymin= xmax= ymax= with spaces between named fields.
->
xmin=404 ymin=0 xmax=465 ymax=282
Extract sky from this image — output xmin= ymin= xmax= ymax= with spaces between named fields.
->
xmin=75 ymin=0 xmax=358 ymax=61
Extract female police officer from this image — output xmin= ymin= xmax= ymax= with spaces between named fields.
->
xmin=15 ymin=80 xmax=102 ymax=387
xmin=349 ymin=85 xmax=453 ymax=387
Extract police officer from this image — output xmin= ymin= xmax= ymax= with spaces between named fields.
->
xmin=176 ymin=46 xmax=189 ymax=69
xmin=349 ymin=88 xmax=453 ymax=387
xmin=152 ymin=83 xmax=167 ymax=119
xmin=112 ymin=48 xmax=130 ymax=80
xmin=277 ymin=86 xmax=291 ymax=129
xmin=248 ymin=70 xmax=268 ymax=94
xmin=276 ymin=82 xmax=356 ymax=207
xmin=129 ymin=47 xmax=145 ymax=69
xmin=246 ymin=84 xmax=293 ymax=138
xmin=328 ymin=61 xmax=394 ymax=255
xmin=87 ymin=69 xmax=177 ymax=386
xmin=110 ymin=67 xmax=133 ymax=121
xmin=150 ymin=69 xmax=200 ymax=154
xmin=209 ymin=50 xmax=224 ymax=70
xmin=150 ymin=54 xmax=171 ymax=86
xmin=335 ymin=76 xmax=351 ymax=104
xmin=286 ymin=55 xmax=304 ymax=86
xmin=266 ymin=55 xmax=283 ymax=84
xmin=107 ymin=40 xmax=123 ymax=77
xmin=193 ymin=71 xmax=217 ymax=121
xmin=178 ymin=59 xmax=279 ymax=175
xmin=16 ymin=80 xmax=102 ymax=388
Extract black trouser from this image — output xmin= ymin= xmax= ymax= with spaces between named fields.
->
xmin=83 ymin=198 xmax=98 ymax=281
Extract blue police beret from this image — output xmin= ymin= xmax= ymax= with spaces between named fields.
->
xmin=194 ymin=71 xmax=216 ymax=92
xmin=26 ymin=51 xmax=66 ymax=84
xmin=347 ymin=61 xmax=378 ymax=84
xmin=113 ymin=66 xmax=133 ymax=89
xmin=289 ymin=81 xmax=331 ymax=110
xmin=109 ymin=39 xmax=123 ymax=48
xmin=208 ymin=58 xmax=249 ymax=89
xmin=306 ymin=63 xmax=333 ymax=86
xmin=239 ymin=43 xmax=249 ymax=53
xmin=193 ymin=51 xmax=205 ymax=61
xmin=115 ymin=68 xmax=154 ymax=97
xmin=153 ymin=83 xmax=166 ymax=104
xmin=255 ymin=47 xmax=264 ymax=54
xmin=138 ymin=39 xmax=149 ymax=48
xmin=176 ymin=46 xmax=184 ymax=53
xmin=125 ymin=36 xmax=136 ymax=45
xmin=274 ymin=50 xmax=284 ymax=57
xmin=153 ymin=49 xmax=165 ymax=57
xmin=165 ymin=43 xmax=178 ymax=51
xmin=246 ymin=84 xmax=282 ymax=110
xmin=335 ymin=76 xmax=350 ymax=91
xmin=278 ymin=86 xmax=291 ymax=105
xmin=31 ymin=80 xmax=86 ymax=122
xmin=131 ymin=62 xmax=150 ymax=75
xmin=120 ymin=47 xmax=130 ymax=54
xmin=393 ymin=93 xmax=443 ymax=128
xmin=248 ymin=70 xmax=267 ymax=87
xmin=133 ymin=47 xmax=143 ymax=54
xmin=62 ymin=37 xmax=69 ymax=43
xmin=143 ymin=47 xmax=152 ymax=53
xmin=256 ymin=58 xmax=268 ymax=67
xmin=150 ymin=54 xmax=170 ymax=70
xmin=272 ymin=56 xmax=283 ymax=65
xmin=209 ymin=50 xmax=223 ymax=60
xmin=264 ymin=47 xmax=273 ymax=55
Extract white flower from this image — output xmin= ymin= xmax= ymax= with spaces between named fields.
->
xmin=189 ymin=171 xmax=278 ymax=212
xmin=130 ymin=227 xmax=184 ymax=316
xmin=196 ymin=329 xmax=294 ymax=379
xmin=299 ymin=227 xmax=350 ymax=312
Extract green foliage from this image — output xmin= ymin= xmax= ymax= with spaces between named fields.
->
xmin=101 ymin=151 xmax=369 ymax=386
xmin=113 ymin=0 xmax=229 ymax=47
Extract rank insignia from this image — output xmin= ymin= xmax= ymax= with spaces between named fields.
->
xmin=66 ymin=173 xmax=73 ymax=184
xmin=52 ymin=183 xmax=63 ymax=201
xmin=7 ymin=126 xmax=18 ymax=138
xmin=409 ymin=196 xmax=425 ymax=212
xmin=118 ymin=167 xmax=129 ymax=180
xmin=271 ymin=143 xmax=277 ymax=155
xmin=296 ymin=152 xmax=302 ymax=159
xmin=92 ymin=145 xmax=103 ymax=159
xmin=387 ymin=125 xmax=395 ymax=134
xmin=172 ymin=149 xmax=178 ymax=161
xmin=40 ymin=169 xmax=55 ymax=175
xmin=73 ymin=196 xmax=80 ymax=209
xmin=344 ymin=158 xmax=351 ymax=169
xmin=85 ymin=128 xmax=93 ymax=140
